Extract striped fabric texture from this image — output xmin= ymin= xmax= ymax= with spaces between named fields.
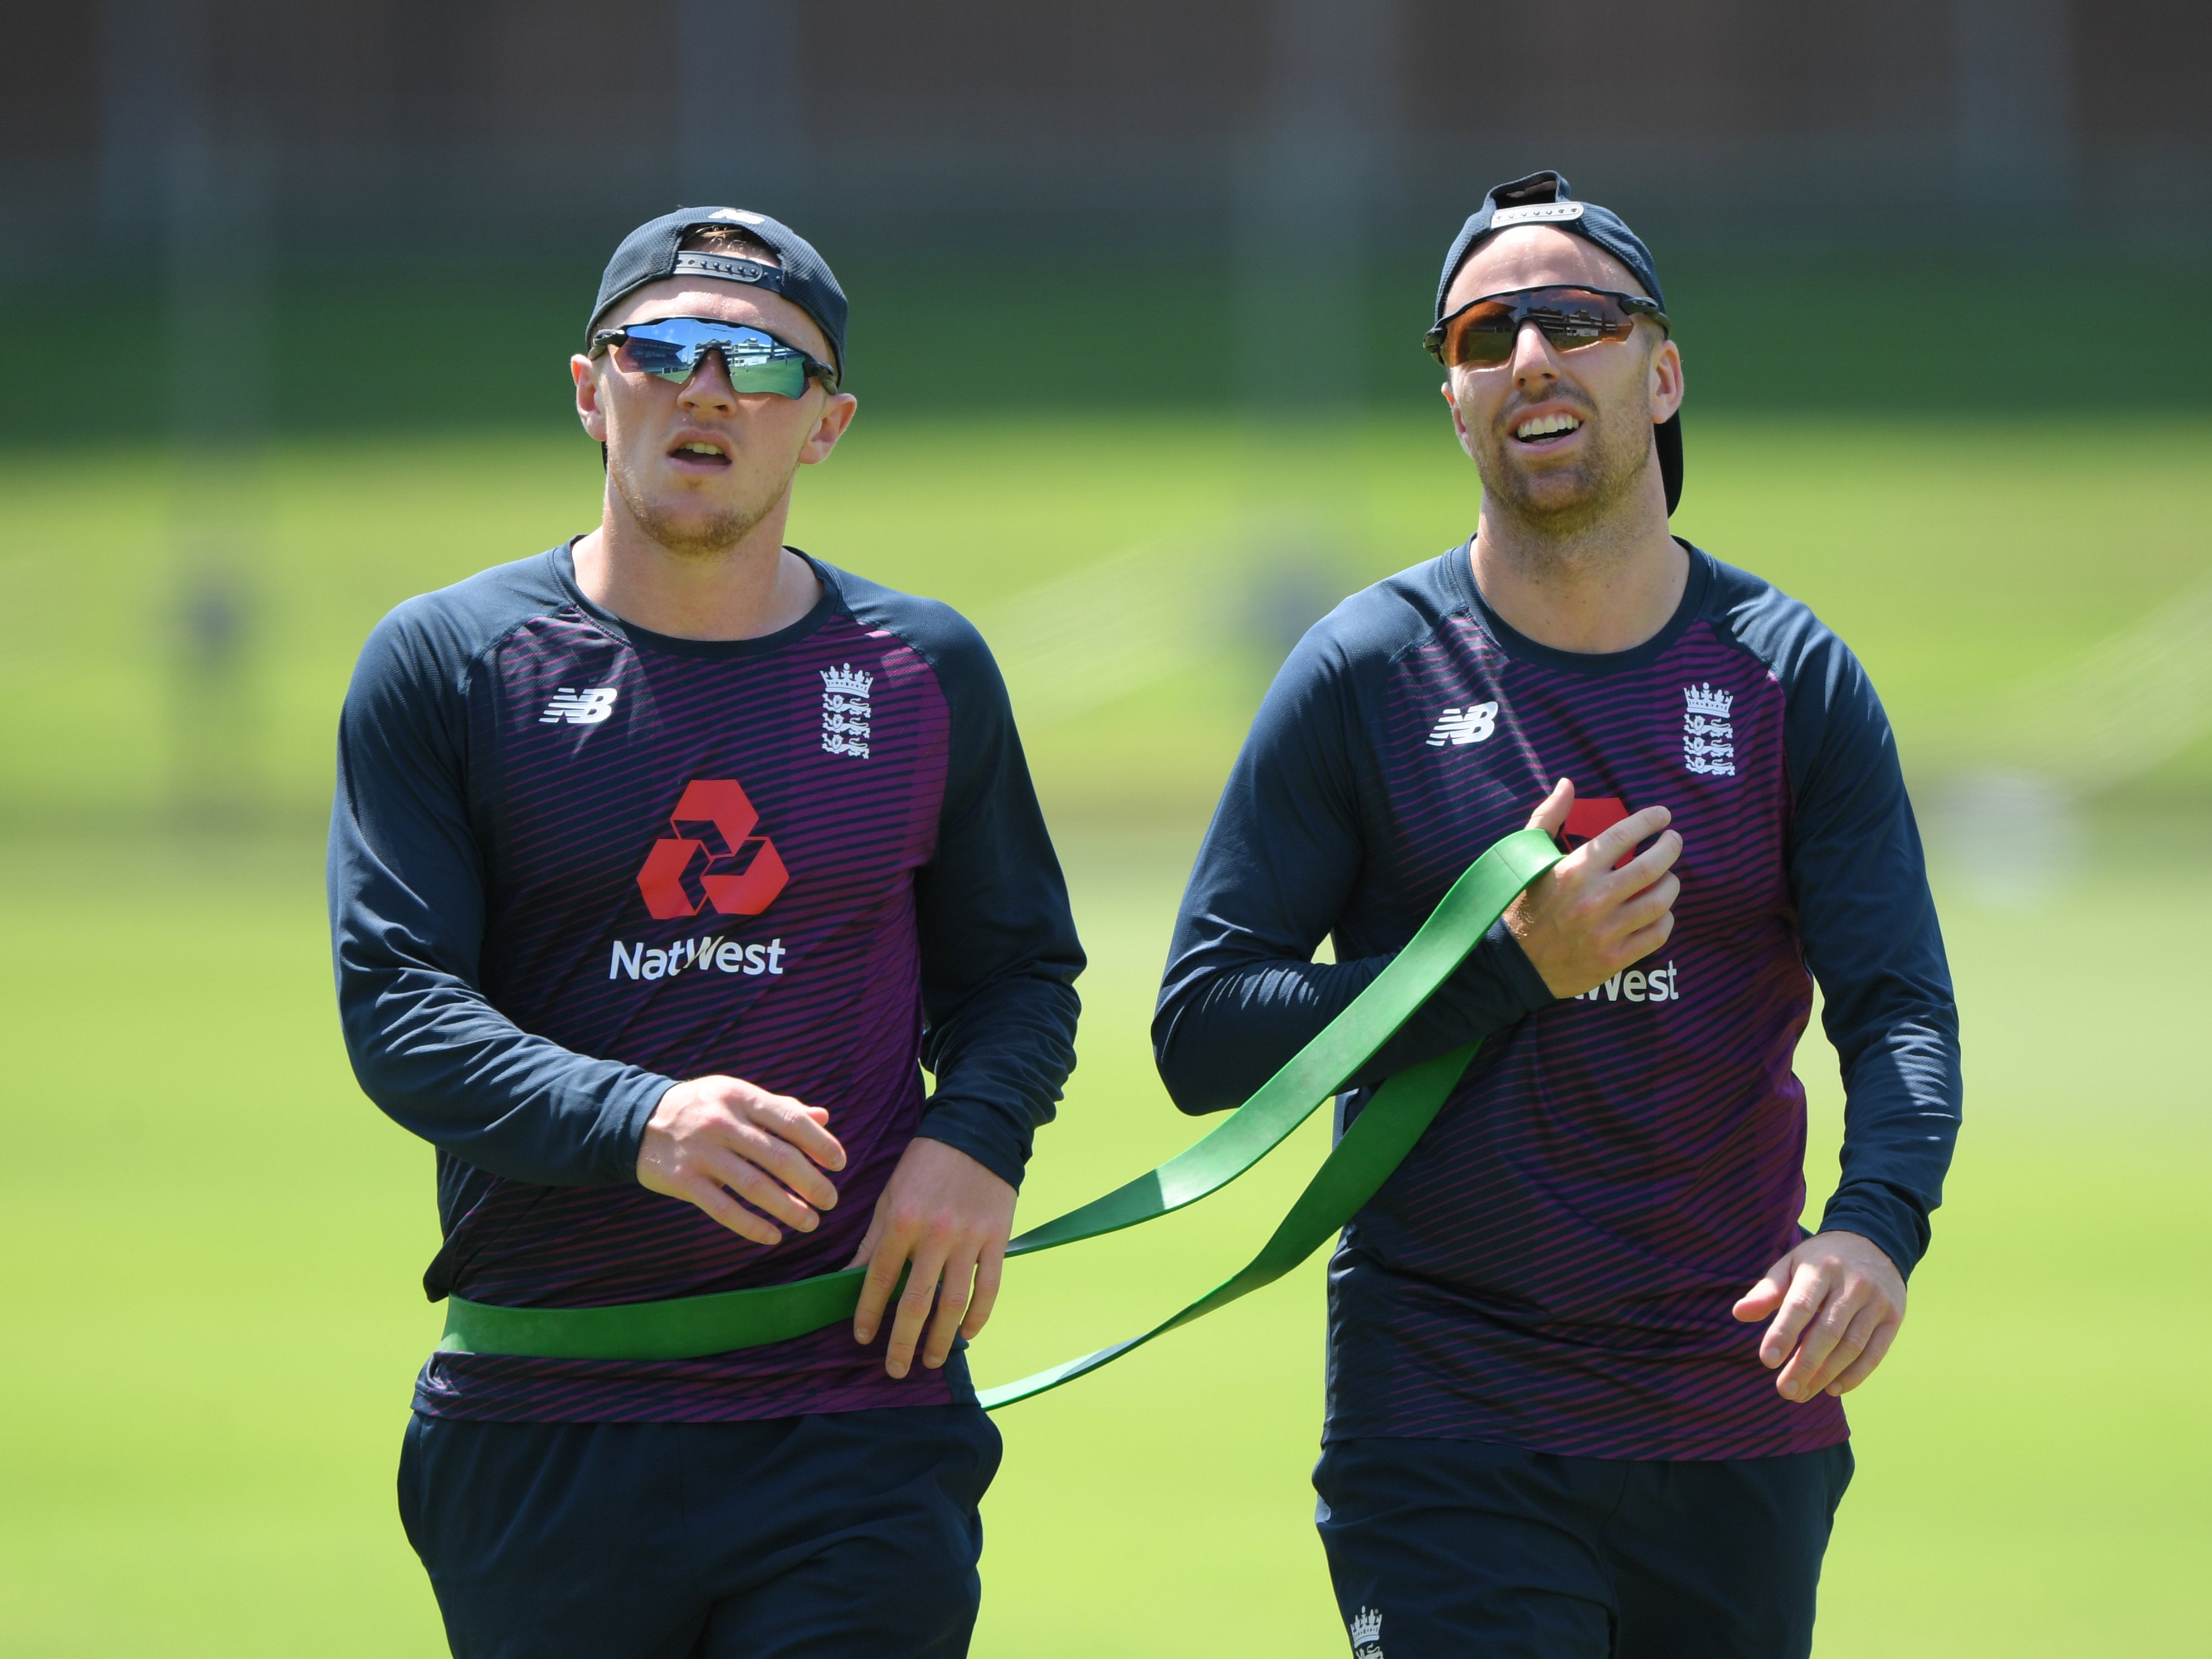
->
xmin=330 ymin=546 xmax=1080 ymax=1423
xmin=1163 ymin=544 xmax=1959 ymax=1460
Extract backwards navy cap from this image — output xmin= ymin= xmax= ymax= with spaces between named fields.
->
xmin=590 ymin=206 xmax=849 ymax=379
xmin=1433 ymin=170 xmax=1682 ymax=514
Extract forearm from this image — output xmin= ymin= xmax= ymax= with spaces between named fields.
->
xmin=340 ymin=960 xmax=673 ymax=1186
xmin=917 ymin=970 xmax=1081 ymax=1190
xmin=1815 ymin=1019 xmax=1961 ymax=1277
xmin=1153 ymin=921 xmax=1551 ymax=1115
xmin=1777 ymin=631 xmax=1962 ymax=1281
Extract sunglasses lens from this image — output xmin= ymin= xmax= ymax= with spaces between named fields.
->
xmin=615 ymin=321 xmax=814 ymax=397
xmin=1445 ymin=301 xmax=1518 ymax=367
xmin=616 ymin=332 xmax=695 ymax=381
xmin=1441 ymin=289 xmax=1640 ymax=367
xmin=1531 ymin=295 xmax=1629 ymax=352
xmin=720 ymin=353 xmax=810 ymax=397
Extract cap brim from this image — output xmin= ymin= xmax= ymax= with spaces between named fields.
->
xmin=1656 ymin=411 xmax=1683 ymax=516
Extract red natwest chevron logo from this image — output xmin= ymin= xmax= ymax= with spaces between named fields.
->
xmin=635 ymin=778 xmax=790 ymax=921
xmin=1563 ymin=795 xmax=1636 ymax=870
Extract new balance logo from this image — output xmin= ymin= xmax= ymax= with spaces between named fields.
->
xmin=1426 ymin=701 xmax=1499 ymax=747
xmin=540 ymin=687 xmax=619 ymax=725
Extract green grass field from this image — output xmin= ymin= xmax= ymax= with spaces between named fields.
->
xmin=2 ymin=414 xmax=2208 ymax=1655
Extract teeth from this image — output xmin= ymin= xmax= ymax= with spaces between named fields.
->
xmin=1516 ymin=414 xmax=1581 ymax=439
xmin=680 ymin=442 xmax=722 ymax=455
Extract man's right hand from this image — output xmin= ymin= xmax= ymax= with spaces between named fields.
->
xmin=1506 ymin=778 xmax=1682 ymax=999
xmin=636 ymin=1076 xmax=847 ymax=1247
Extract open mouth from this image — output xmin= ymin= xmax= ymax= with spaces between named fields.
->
xmin=1512 ymin=412 xmax=1583 ymax=446
xmin=668 ymin=439 xmax=732 ymax=470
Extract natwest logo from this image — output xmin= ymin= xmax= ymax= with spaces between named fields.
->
xmin=1573 ymin=960 xmax=1680 ymax=1004
xmin=1563 ymin=793 xmax=1639 ymax=871
xmin=635 ymin=778 xmax=790 ymax=921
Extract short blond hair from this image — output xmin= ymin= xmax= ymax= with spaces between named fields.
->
xmin=678 ymin=223 xmax=780 ymax=265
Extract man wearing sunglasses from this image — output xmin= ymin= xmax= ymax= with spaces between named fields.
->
xmin=329 ymin=207 xmax=1083 ymax=1657
xmin=1157 ymin=172 xmax=1959 ymax=1656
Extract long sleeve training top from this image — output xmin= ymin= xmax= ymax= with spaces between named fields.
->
xmin=1154 ymin=543 xmax=1959 ymax=1458
xmin=330 ymin=543 xmax=1083 ymax=1422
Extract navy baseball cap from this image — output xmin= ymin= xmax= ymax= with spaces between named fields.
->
xmin=589 ymin=206 xmax=849 ymax=379
xmin=1434 ymin=170 xmax=1682 ymax=514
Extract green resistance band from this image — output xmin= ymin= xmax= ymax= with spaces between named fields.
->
xmin=438 ymin=826 xmax=1561 ymax=1411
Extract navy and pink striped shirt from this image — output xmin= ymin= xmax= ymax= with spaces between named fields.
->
xmin=329 ymin=543 xmax=1082 ymax=1423
xmin=1156 ymin=543 xmax=1960 ymax=1460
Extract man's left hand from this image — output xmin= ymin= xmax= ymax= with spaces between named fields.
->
xmin=847 ymin=1138 xmax=1017 ymax=1379
xmin=1732 ymin=1231 xmax=1907 ymax=1402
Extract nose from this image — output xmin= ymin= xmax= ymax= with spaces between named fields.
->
xmin=678 ymin=348 xmax=740 ymax=415
xmin=1509 ymin=320 xmax=1561 ymax=392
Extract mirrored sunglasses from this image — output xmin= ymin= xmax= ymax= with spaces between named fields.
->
xmin=588 ymin=317 xmax=839 ymax=396
xmin=1425 ymin=285 xmax=1670 ymax=369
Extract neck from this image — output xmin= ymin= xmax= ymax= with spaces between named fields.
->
xmin=1469 ymin=475 xmax=1686 ymax=656
xmin=571 ymin=485 xmax=820 ymax=642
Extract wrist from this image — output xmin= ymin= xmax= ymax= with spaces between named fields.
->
xmin=1479 ymin=916 xmax=1558 ymax=1012
xmin=1815 ymin=1189 xmax=1927 ymax=1282
xmin=912 ymin=1118 xmax=1027 ymax=1193
xmin=623 ymin=1075 xmax=685 ymax=1185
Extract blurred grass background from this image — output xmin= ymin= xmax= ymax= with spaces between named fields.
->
xmin=12 ymin=3 xmax=2212 ymax=1650
xmin=2 ymin=396 xmax=2209 ymax=1655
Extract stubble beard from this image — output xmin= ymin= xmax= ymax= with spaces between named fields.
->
xmin=1479 ymin=403 xmax=1653 ymax=545
xmin=608 ymin=450 xmax=781 ymax=560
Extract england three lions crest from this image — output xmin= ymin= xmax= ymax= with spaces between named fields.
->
xmin=820 ymin=663 xmax=873 ymax=759
xmin=1348 ymin=1606 xmax=1385 ymax=1658
xmin=1680 ymin=682 xmax=1736 ymax=777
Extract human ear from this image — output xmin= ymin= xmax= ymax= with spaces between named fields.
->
xmin=573 ymin=354 xmax=608 ymax=441
xmin=1647 ymin=339 xmax=1684 ymax=424
xmin=798 ymin=391 xmax=859 ymax=466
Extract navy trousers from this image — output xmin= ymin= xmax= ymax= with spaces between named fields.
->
xmin=399 ymin=1406 xmax=1002 ymax=1659
xmin=1314 ymin=1436 xmax=1854 ymax=1658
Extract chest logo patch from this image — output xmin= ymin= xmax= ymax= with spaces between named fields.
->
xmin=1681 ymin=682 xmax=1737 ymax=776
xmin=539 ymin=686 xmax=618 ymax=725
xmin=820 ymin=664 xmax=874 ymax=759
xmin=1563 ymin=794 xmax=1640 ymax=870
xmin=1425 ymin=700 xmax=1499 ymax=748
xmin=635 ymin=778 xmax=790 ymax=920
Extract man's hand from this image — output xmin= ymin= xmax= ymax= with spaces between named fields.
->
xmin=1733 ymin=1231 xmax=1907 ymax=1402
xmin=636 ymin=1076 xmax=846 ymax=1247
xmin=846 ymin=1138 xmax=1017 ymax=1380
xmin=1507 ymin=778 xmax=1682 ymax=998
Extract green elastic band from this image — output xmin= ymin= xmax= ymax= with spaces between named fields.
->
xmin=437 ymin=826 xmax=1562 ymax=1410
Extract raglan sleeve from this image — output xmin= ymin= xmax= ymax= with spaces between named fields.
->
xmin=908 ymin=615 xmax=1086 ymax=1191
xmin=1783 ymin=630 xmax=1962 ymax=1278
xmin=327 ymin=603 xmax=674 ymax=1186
xmin=1152 ymin=618 xmax=1553 ymax=1115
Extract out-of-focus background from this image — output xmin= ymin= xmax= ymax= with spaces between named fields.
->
xmin=2 ymin=3 xmax=2208 ymax=1654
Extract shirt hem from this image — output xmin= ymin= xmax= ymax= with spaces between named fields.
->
xmin=1317 ymin=1414 xmax=1852 ymax=1461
